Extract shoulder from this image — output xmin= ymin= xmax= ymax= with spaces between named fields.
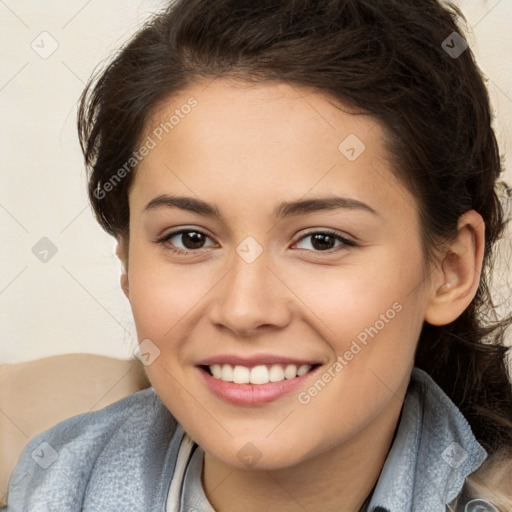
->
xmin=4 ymin=387 xmax=179 ymax=510
xmin=409 ymin=369 xmax=512 ymax=511
xmin=372 ymin=368 xmax=488 ymax=510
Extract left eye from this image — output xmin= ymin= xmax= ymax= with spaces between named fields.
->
xmin=293 ymin=231 xmax=354 ymax=252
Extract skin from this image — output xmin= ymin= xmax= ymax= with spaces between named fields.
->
xmin=116 ymin=78 xmax=485 ymax=512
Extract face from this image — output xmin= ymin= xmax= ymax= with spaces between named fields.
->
xmin=123 ymin=78 xmax=434 ymax=470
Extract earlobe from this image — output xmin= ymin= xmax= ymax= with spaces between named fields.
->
xmin=120 ymin=271 xmax=130 ymax=299
xmin=424 ymin=210 xmax=485 ymax=326
xmin=115 ymin=239 xmax=130 ymax=299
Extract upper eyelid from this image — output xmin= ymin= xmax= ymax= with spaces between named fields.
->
xmin=294 ymin=231 xmax=355 ymax=249
xmin=161 ymin=228 xmax=216 ymax=243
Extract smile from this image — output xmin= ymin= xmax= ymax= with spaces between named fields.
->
xmin=196 ymin=357 xmax=321 ymax=406
xmin=206 ymin=363 xmax=313 ymax=384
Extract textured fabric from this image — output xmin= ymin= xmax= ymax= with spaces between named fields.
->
xmin=166 ymin=367 xmax=491 ymax=512
xmin=176 ymin=445 xmax=216 ymax=512
xmin=3 ymin=367 xmax=491 ymax=511
xmin=4 ymin=387 xmax=184 ymax=511
xmin=366 ymin=368 xmax=487 ymax=511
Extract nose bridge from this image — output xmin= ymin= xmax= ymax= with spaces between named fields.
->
xmin=209 ymin=241 xmax=291 ymax=334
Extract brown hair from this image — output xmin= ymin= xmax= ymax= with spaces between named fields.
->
xmin=78 ymin=0 xmax=512 ymax=458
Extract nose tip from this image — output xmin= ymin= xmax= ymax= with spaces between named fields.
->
xmin=207 ymin=253 xmax=292 ymax=336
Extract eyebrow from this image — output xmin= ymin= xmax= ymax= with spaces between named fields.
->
xmin=143 ymin=194 xmax=379 ymax=220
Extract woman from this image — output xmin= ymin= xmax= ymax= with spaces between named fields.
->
xmin=5 ymin=0 xmax=512 ymax=510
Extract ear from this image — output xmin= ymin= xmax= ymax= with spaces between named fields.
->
xmin=115 ymin=238 xmax=130 ymax=299
xmin=424 ymin=210 xmax=485 ymax=326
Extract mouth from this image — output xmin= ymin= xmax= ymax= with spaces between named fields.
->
xmin=200 ymin=362 xmax=321 ymax=385
xmin=195 ymin=358 xmax=322 ymax=405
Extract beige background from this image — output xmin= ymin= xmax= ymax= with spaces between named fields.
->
xmin=0 ymin=0 xmax=511 ymax=364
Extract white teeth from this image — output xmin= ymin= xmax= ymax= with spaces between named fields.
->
xmin=284 ymin=364 xmax=298 ymax=379
xmin=208 ymin=363 xmax=313 ymax=384
xmin=233 ymin=365 xmax=250 ymax=384
xmin=269 ymin=365 xmax=284 ymax=382
xmin=297 ymin=364 xmax=310 ymax=376
xmin=250 ymin=365 xmax=270 ymax=384
xmin=221 ymin=364 xmax=233 ymax=381
xmin=211 ymin=364 xmax=222 ymax=378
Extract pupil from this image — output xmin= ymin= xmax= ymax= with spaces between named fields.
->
xmin=312 ymin=233 xmax=334 ymax=251
xmin=183 ymin=231 xmax=204 ymax=249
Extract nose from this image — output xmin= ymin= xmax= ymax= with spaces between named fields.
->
xmin=208 ymin=249 xmax=293 ymax=336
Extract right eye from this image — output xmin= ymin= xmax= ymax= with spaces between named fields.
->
xmin=157 ymin=228 xmax=217 ymax=255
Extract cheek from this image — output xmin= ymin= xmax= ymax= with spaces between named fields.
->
xmin=123 ymin=238 xmax=428 ymax=467
xmin=283 ymin=250 xmax=427 ymax=404
xmin=282 ymin=247 xmax=426 ymax=339
xmin=126 ymin=246 xmax=213 ymax=339
xmin=127 ymin=236 xmax=427 ymax=352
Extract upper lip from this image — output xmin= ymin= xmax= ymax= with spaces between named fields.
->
xmin=196 ymin=354 xmax=320 ymax=367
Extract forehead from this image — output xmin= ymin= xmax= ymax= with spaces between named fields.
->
xmin=143 ymin=78 xmax=378 ymax=164
xmin=131 ymin=78 xmax=417 ymax=224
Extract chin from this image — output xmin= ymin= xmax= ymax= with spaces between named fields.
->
xmin=201 ymin=435 xmax=316 ymax=471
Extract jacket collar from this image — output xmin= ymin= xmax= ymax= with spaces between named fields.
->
xmin=156 ymin=367 xmax=487 ymax=512
xmin=367 ymin=367 xmax=487 ymax=511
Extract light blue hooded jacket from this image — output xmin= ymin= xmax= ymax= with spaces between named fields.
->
xmin=3 ymin=367 xmax=501 ymax=511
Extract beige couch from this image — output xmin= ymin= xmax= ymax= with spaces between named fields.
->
xmin=0 ymin=354 xmax=151 ymax=508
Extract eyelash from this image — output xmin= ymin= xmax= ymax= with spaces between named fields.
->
xmin=156 ymin=228 xmax=356 ymax=256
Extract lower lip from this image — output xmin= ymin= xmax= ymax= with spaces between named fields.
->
xmin=197 ymin=366 xmax=320 ymax=406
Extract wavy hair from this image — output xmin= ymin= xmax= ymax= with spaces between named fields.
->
xmin=77 ymin=0 xmax=512 ymax=502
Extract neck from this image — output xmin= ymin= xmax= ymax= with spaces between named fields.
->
xmin=202 ymin=398 xmax=404 ymax=512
